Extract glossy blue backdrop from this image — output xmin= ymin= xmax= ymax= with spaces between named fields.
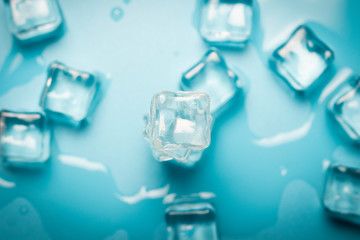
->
xmin=1 ymin=0 xmax=360 ymax=239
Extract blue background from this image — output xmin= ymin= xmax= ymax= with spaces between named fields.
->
xmin=1 ymin=0 xmax=360 ymax=239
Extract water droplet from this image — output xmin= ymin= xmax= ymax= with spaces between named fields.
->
xmin=8 ymin=218 xmax=15 ymax=225
xmin=123 ymin=0 xmax=131 ymax=4
xmin=20 ymin=205 xmax=28 ymax=215
xmin=173 ymin=51 xmax=180 ymax=57
xmin=111 ymin=7 xmax=124 ymax=22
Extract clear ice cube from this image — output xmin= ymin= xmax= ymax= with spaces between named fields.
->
xmin=40 ymin=62 xmax=101 ymax=127
xmin=165 ymin=202 xmax=219 ymax=240
xmin=328 ymin=76 xmax=360 ymax=142
xmin=181 ymin=48 xmax=241 ymax=116
xmin=0 ymin=110 xmax=50 ymax=166
xmin=4 ymin=0 xmax=63 ymax=42
xmin=323 ymin=164 xmax=360 ymax=224
xmin=144 ymin=91 xmax=212 ymax=166
xmin=270 ymin=25 xmax=334 ymax=91
xmin=199 ymin=0 xmax=253 ymax=47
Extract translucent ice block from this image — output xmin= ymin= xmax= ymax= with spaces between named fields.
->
xmin=328 ymin=76 xmax=360 ymax=142
xmin=0 ymin=110 xmax=50 ymax=166
xmin=40 ymin=62 xmax=101 ymax=127
xmin=181 ymin=48 xmax=241 ymax=116
xmin=199 ymin=0 xmax=253 ymax=47
xmin=323 ymin=164 xmax=360 ymax=224
xmin=270 ymin=25 xmax=334 ymax=91
xmin=144 ymin=91 xmax=212 ymax=166
xmin=165 ymin=202 xmax=219 ymax=240
xmin=3 ymin=0 xmax=63 ymax=42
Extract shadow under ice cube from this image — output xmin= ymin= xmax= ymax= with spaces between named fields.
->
xmin=40 ymin=62 xmax=101 ymax=127
xmin=270 ymin=25 xmax=334 ymax=91
xmin=144 ymin=91 xmax=212 ymax=166
xmin=328 ymin=76 xmax=360 ymax=142
xmin=4 ymin=0 xmax=63 ymax=42
xmin=199 ymin=0 xmax=253 ymax=47
xmin=323 ymin=164 xmax=360 ymax=224
xmin=181 ymin=48 xmax=241 ymax=116
xmin=0 ymin=110 xmax=50 ymax=166
xmin=166 ymin=202 xmax=219 ymax=240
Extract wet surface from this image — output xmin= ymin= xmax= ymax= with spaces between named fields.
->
xmin=1 ymin=0 xmax=360 ymax=239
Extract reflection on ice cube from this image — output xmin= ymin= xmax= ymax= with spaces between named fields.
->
xmin=270 ymin=25 xmax=334 ymax=91
xmin=323 ymin=164 xmax=360 ymax=224
xmin=40 ymin=62 xmax=101 ymax=127
xmin=144 ymin=91 xmax=212 ymax=166
xmin=181 ymin=48 xmax=242 ymax=117
xmin=199 ymin=0 xmax=253 ymax=47
xmin=4 ymin=0 xmax=63 ymax=42
xmin=0 ymin=110 xmax=50 ymax=167
xmin=166 ymin=202 xmax=219 ymax=240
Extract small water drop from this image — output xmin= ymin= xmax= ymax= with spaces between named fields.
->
xmin=20 ymin=205 xmax=28 ymax=215
xmin=111 ymin=7 xmax=124 ymax=22
xmin=123 ymin=0 xmax=131 ymax=4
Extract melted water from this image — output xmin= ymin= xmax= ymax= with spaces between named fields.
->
xmin=1 ymin=0 xmax=360 ymax=239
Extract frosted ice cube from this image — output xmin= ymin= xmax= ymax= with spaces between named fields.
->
xmin=166 ymin=202 xmax=219 ymax=240
xmin=0 ymin=110 xmax=50 ymax=167
xmin=144 ymin=91 xmax=212 ymax=166
xmin=4 ymin=0 xmax=63 ymax=42
xmin=40 ymin=62 xmax=101 ymax=127
xmin=199 ymin=0 xmax=253 ymax=47
xmin=328 ymin=76 xmax=360 ymax=142
xmin=181 ymin=48 xmax=241 ymax=116
xmin=270 ymin=25 xmax=334 ymax=91
xmin=323 ymin=164 xmax=360 ymax=224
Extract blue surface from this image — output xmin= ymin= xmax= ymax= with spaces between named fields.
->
xmin=1 ymin=0 xmax=360 ymax=239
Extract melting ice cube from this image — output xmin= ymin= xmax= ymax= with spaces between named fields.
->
xmin=323 ymin=164 xmax=360 ymax=224
xmin=270 ymin=25 xmax=334 ymax=91
xmin=0 ymin=110 xmax=50 ymax=167
xmin=199 ymin=0 xmax=253 ymax=47
xmin=144 ymin=91 xmax=212 ymax=166
xmin=166 ymin=202 xmax=219 ymax=240
xmin=181 ymin=48 xmax=241 ymax=116
xmin=328 ymin=76 xmax=360 ymax=142
xmin=4 ymin=0 xmax=63 ymax=42
xmin=40 ymin=62 xmax=101 ymax=127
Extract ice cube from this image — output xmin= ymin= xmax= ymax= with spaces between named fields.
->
xmin=328 ymin=76 xmax=360 ymax=142
xmin=181 ymin=48 xmax=241 ymax=116
xmin=199 ymin=0 xmax=253 ymax=47
xmin=0 ymin=110 xmax=50 ymax=167
xmin=40 ymin=62 xmax=101 ymax=127
xmin=323 ymin=164 xmax=360 ymax=224
xmin=165 ymin=202 xmax=219 ymax=240
xmin=3 ymin=0 xmax=63 ymax=42
xmin=144 ymin=91 xmax=212 ymax=166
xmin=270 ymin=25 xmax=334 ymax=91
